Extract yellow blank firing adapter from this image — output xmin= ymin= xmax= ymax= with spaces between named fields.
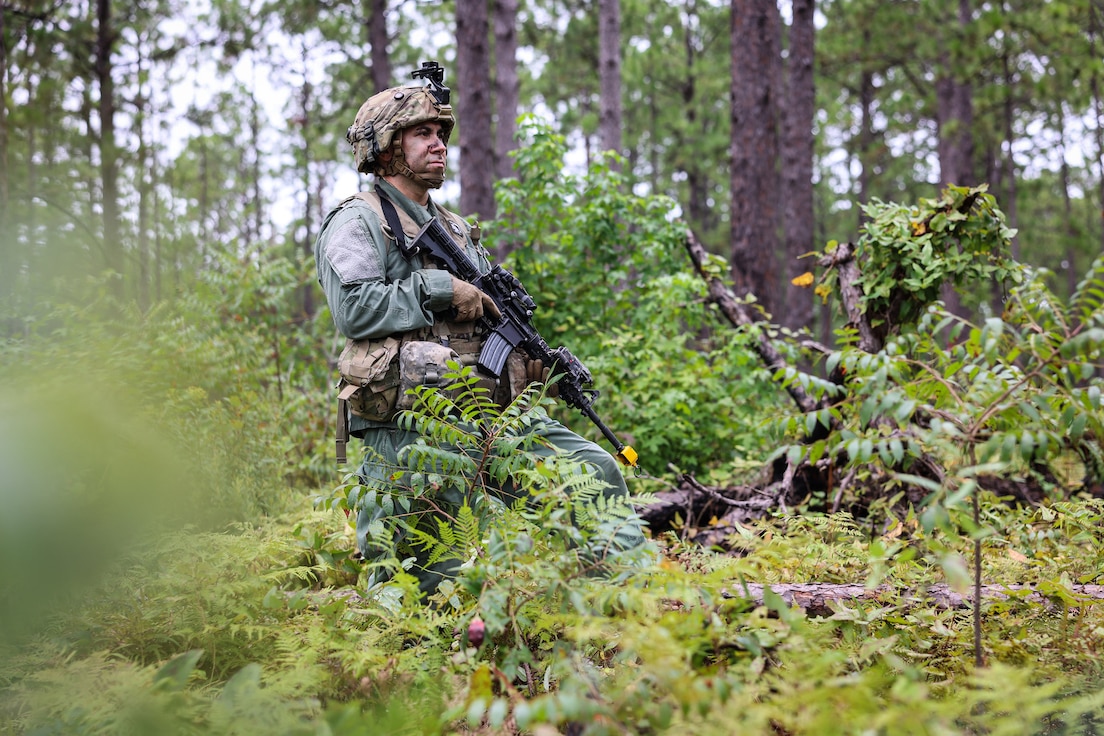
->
xmin=616 ymin=445 xmax=639 ymax=468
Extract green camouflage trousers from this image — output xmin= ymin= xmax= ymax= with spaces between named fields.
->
xmin=354 ymin=418 xmax=648 ymax=597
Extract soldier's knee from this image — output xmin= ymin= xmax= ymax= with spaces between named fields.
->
xmin=572 ymin=443 xmax=627 ymax=497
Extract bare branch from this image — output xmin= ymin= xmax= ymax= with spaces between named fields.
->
xmin=683 ymin=227 xmax=826 ymax=418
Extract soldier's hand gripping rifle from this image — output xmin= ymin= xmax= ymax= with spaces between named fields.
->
xmin=400 ymin=218 xmax=640 ymax=469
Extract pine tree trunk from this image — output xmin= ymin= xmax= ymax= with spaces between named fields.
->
xmin=136 ymin=48 xmax=149 ymax=311
xmin=598 ymin=0 xmax=622 ymax=165
xmin=681 ymin=32 xmax=716 ymax=240
xmin=780 ymin=0 xmax=815 ymax=333
xmin=858 ymin=30 xmax=873 ymax=222
xmin=95 ymin=0 xmax=123 ymax=296
xmin=1091 ymin=1 xmax=1104 ymax=254
xmin=935 ymin=0 xmax=975 ymax=317
xmin=366 ymin=0 xmax=391 ymax=91
xmin=1059 ymin=111 xmax=1077 ymax=300
xmin=935 ymin=0 xmax=975 ymax=188
xmin=730 ymin=0 xmax=782 ymax=318
xmin=250 ymin=88 xmax=263 ymax=247
xmin=492 ymin=0 xmax=519 ymax=183
xmin=999 ymin=49 xmax=1018 ymax=260
xmin=298 ymin=78 xmax=315 ymax=320
xmin=456 ymin=0 xmax=496 ymax=220
xmin=0 ymin=7 xmax=11 ymax=301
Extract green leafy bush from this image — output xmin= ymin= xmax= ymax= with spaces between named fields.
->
xmin=490 ymin=118 xmax=784 ymax=476
xmin=783 ymin=187 xmax=1104 ymax=519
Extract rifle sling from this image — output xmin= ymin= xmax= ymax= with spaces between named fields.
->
xmin=376 ymin=189 xmax=409 ymax=251
xmin=336 ymin=396 xmax=349 ymax=465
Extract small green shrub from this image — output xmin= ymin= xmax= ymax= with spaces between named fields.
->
xmin=490 ymin=118 xmax=783 ymax=476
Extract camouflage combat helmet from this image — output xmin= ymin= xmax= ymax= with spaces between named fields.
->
xmin=346 ymin=84 xmax=454 ymax=175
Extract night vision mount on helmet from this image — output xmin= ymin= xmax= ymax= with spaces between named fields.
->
xmin=411 ymin=60 xmax=450 ymax=105
xmin=345 ymin=61 xmax=455 ymax=174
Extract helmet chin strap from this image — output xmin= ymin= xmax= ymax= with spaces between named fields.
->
xmin=382 ymin=140 xmax=444 ymax=189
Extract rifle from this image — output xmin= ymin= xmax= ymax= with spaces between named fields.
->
xmin=400 ymin=217 xmax=639 ymax=469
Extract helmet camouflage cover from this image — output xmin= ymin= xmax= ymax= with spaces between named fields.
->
xmin=346 ymin=86 xmax=455 ymax=174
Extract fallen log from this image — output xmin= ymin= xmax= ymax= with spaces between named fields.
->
xmin=637 ymin=474 xmax=790 ymax=548
xmin=676 ymin=228 xmax=953 ymax=521
xmin=641 ymin=474 xmax=776 ymax=527
xmin=723 ymin=582 xmax=1104 ymax=617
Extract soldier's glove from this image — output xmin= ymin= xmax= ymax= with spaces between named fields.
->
xmin=450 ymin=276 xmax=501 ymax=322
xmin=525 ymin=358 xmax=559 ymax=398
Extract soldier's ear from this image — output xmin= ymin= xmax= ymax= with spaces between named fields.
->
xmin=378 ymin=148 xmax=393 ymax=163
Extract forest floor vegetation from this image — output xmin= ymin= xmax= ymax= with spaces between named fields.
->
xmin=3 ymin=461 xmax=1104 ymax=734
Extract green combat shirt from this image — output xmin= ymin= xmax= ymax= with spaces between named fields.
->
xmin=313 ymin=179 xmax=491 ymax=434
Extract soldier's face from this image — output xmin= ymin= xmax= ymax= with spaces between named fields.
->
xmin=399 ymin=122 xmax=448 ymax=183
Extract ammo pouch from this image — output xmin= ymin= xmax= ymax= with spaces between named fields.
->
xmin=333 ymin=331 xmax=529 ymax=464
xmin=397 ymin=341 xmax=463 ymax=411
xmin=337 ymin=336 xmax=401 ymax=422
xmin=337 ymin=337 xmax=463 ymax=422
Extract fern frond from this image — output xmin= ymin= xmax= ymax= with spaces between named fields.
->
xmin=263 ymin=565 xmax=324 ymax=586
xmin=405 ymin=524 xmax=451 ymax=566
xmin=453 ymin=503 xmax=483 ymax=549
xmin=560 ymin=469 xmax=614 ymax=498
xmin=1070 ymin=256 xmax=1104 ymax=327
xmin=433 ymin=516 xmax=459 ymax=548
xmin=400 ymin=441 xmax=480 ymax=483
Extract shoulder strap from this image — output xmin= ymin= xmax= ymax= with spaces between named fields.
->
xmin=370 ymin=188 xmax=473 ymax=255
xmin=348 ymin=189 xmax=418 ymax=245
xmin=354 ymin=187 xmax=474 ymax=268
xmin=376 ymin=192 xmax=408 ymax=250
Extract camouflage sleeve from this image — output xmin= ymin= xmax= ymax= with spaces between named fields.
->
xmin=315 ymin=203 xmax=454 ymax=341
